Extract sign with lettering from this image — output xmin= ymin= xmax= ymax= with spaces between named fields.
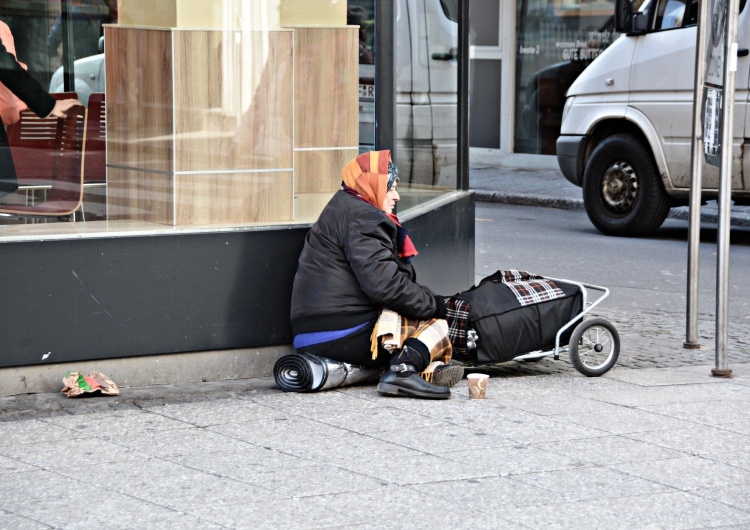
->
xmin=703 ymin=0 xmax=728 ymax=167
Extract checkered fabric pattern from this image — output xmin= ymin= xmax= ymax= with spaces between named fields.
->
xmin=371 ymin=309 xmax=452 ymax=364
xmin=499 ymin=269 xmax=565 ymax=307
xmin=445 ymin=297 xmax=471 ymax=358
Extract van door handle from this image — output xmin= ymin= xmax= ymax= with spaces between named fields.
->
xmin=738 ymin=48 xmax=749 ymax=57
xmin=432 ymin=48 xmax=458 ymax=61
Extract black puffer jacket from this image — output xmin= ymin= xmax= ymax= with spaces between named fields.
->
xmin=290 ymin=190 xmax=445 ymax=335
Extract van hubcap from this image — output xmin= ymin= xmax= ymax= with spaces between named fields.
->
xmin=601 ymin=161 xmax=638 ymax=213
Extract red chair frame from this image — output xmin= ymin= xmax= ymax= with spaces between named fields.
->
xmin=0 ymin=96 xmax=86 ymax=219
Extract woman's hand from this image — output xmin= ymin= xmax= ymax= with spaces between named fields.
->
xmin=47 ymin=98 xmax=82 ymax=118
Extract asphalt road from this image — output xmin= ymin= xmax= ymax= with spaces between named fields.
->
xmin=475 ymin=202 xmax=750 ymax=323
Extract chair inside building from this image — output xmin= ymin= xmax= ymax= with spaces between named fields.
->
xmin=83 ymin=92 xmax=105 ymax=186
xmin=0 ymin=93 xmax=86 ymax=221
xmin=80 ymin=92 xmax=106 ymax=220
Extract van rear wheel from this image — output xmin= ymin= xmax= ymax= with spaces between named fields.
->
xmin=583 ymin=134 xmax=670 ymax=236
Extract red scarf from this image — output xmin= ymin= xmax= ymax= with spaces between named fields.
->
xmin=343 ymin=186 xmax=418 ymax=260
xmin=388 ymin=212 xmax=418 ymax=260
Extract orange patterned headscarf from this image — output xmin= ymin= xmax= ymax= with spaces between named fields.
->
xmin=341 ymin=150 xmax=392 ymax=210
xmin=341 ymin=150 xmax=418 ymax=261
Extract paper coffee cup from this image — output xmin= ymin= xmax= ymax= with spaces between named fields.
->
xmin=467 ymin=373 xmax=489 ymax=399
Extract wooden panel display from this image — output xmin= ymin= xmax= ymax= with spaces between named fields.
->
xmin=172 ymin=30 xmax=294 ymax=173
xmin=105 ymin=27 xmax=174 ymax=174
xmin=294 ymin=192 xmax=334 ymax=223
xmin=175 ymin=171 xmax=293 ymax=225
xmin=294 ymin=148 xmax=358 ymax=194
xmin=105 ymin=25 xmax=358 ymax=226
xmin=294 ymin=28 xmax=358 ymax=149
xmin=107 ymin=167 xmax=174 ymax=224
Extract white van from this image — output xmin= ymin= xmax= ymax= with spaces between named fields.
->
xmin=557 ymin=0 xmax=750 ymax=236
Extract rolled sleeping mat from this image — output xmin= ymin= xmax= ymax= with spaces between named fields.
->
xmin=274 ymin=352 xmax=381 ymax=392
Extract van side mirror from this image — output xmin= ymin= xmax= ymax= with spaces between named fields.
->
xmin=98 ymin=36 xmax=104 ymax=53
xmin=614 ymin=0 xmax=647 ymax=35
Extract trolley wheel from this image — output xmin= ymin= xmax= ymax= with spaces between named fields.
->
xmin=568 ymin=318 xmax=620 ymax=377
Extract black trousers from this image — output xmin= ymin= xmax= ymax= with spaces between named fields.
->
xmin=295 ymin=322 xmax=390 ymax=369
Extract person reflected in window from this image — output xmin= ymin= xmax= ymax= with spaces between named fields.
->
xmin=290 ymin=150 xmax=464 ymax=399
xmin=46 ymin=0 xmax=108 ymax=63
xmin=347 ymin=6 xmax=374 ymax=65
xmin=0 ymin=33 xmax=81 ymax=198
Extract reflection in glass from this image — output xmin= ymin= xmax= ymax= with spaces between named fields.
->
xmin=348 ymin=0 xmax=461 ymax=212
xmin=394 ymin=0 xmax=459 ymax=211
xmin=348 ymin=1 xmax=376 ymax=151
xmin=0 ymin=0 xmax=462 ymax=238
xmin=514 ymin=0 xmax=619 ymax=155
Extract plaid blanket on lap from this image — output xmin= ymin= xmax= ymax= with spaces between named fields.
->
xmin=371 ymin=309 xmax=452 ymax=364
xmin=498 ymin=269 xmax=565 ymax=307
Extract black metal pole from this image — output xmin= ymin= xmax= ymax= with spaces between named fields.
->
xmin=61 ymin=0 xmax=75 ymax=93
xmin=458 ymin=0 xmax=471 ymax=190
xmin=374 ymin=0 xmax=396 ymax=160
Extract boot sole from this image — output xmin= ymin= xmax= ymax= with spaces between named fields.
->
xmin=424 ymin=365 xmax=464 ymax=388
xmin=377 ymin=383 xmax=450 ymax=399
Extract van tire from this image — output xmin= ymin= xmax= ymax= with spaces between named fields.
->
xmin=583 ymin=134 xmax=670 ymax=236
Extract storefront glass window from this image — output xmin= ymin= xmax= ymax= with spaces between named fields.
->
xmin=0 ymin=0 xmax=462 ymax=240
xmin=350 ymin=0 xmax=461 ymax=212
xmin=514 ymin=0 xmax=620 ymax=155
xmin=348 ymin=1 xmax=375 ymax=151
xmin=395 ymin=0 xmax=460 ymax=211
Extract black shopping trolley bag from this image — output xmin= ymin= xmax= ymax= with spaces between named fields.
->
xmin=454 ymin=270 xmax=583 ymax=364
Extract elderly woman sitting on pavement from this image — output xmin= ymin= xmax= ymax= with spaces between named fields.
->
xmin=289 ymin=150 xmax=464 ymax=399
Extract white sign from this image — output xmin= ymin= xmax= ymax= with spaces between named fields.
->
xmin=705 ymin=0 xmax=727 ymax=86
xmin=703 ymin=87 xmax=722 ymax=165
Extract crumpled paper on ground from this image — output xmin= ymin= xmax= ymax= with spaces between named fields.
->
xmin=61 ymin=371 xmax=120 ymax=398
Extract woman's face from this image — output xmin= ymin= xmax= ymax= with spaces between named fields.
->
xmin=380 ymin=182 xmax=400 ymax=214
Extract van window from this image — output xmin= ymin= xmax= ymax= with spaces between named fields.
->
xmin=653 ymin=0 xmax=696 ymax=30
xmin=651 ymin=0 xmax=745 ymax=31
xmin=440 ymin=0 xmax=459 ymax=22
xmin=513 ymin=2 xmax=618 ymax=155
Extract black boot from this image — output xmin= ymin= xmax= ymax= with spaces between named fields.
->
xmin=377 ymin=362 xmax=450 ymax=399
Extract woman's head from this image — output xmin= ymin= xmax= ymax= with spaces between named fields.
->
xmin=341 ymin=150 xmax=400 ymax=213
xmin=381 ymin=161 xmax=400 ymax=214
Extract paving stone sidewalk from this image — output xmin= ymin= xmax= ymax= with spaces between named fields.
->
xmin=2 ymin=359 xmax=750 ymax=529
